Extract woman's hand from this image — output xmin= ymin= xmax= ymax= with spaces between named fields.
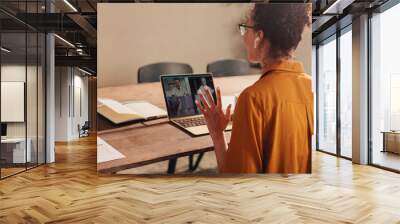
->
xmin=195 ymin=86 xmax=232 ymax=139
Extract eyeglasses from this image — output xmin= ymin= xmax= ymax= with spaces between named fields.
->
xmin=238 ymin=23 xmax=255 ymax=36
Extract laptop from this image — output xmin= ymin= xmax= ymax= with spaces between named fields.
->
xmin=160 ymin=73 xmax=232 ymax=136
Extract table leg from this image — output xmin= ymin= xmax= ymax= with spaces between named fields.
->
xmin=167 ymin=158 xmax=177 ymax=174
xmin=188 ymin=152 xmax=204 ymax=172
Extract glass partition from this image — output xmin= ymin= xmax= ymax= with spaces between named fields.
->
xmin=27 ymin=31 xmax=38 ymax=169
xmin=370 ymin=3 xmax=400 ymax=171
xmin=0 ymin=1 xmax=46 ymax=179
xmin=1 ymin=31 xmax=28 ymax=177
xmin=339 ymin=27 xmax=352 ymax=158
xmin=317 ymin=35 xmax=337 ymax=154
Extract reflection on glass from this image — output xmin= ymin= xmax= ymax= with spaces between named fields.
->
xmin=38 ymin=33 xmax=46 ymax=165
xmin=27 ymin=31 xmax=38 ymax=169
xmin=371 ymin=3 xmax=400 ymax=171
xmin=1 ymin=32 xmax=27 ymax=177
xmin=0 ymin=1 xmax=47 ymax=179
xmin=340 ymin=29 xmax=352 ymax=158
xmin=318 ymin=37 xmax=337 ymax=154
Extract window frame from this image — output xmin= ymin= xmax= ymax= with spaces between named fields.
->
xmin=315 ymin=24 xmax=353 ymax=160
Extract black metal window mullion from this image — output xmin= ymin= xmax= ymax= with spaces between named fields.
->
xmin=73 ymin=68 xmax=75 ymax=118
xmin=69 ymin=68 xmax=71 ymax=118
xmin=25 ymin=0 xmax=28 ymax=171
xmin=336 ymin=28 xmax=341 ymax=157
xmin=36 ymin=0 xmax=39 ymax=168
xmin=315 ymin=44 xmax=320 ymax=151
xmin=0 ymin=24 xmax=2 ymax=179
xmin=367 ymin=10 xmax=373 ymax=165
xmin=44 ymin=27 xmax=47 ymax=164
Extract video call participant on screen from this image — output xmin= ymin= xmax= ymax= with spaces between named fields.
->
xmin=166 ymin=79 xmax=192 ymax=116
xmin=196 ymin=3 xmax=313 ymax=173
xmin=195 ymin=78 xmax=213 ymax=113
xmin=197 ymin=78 xmax=211 ymax=94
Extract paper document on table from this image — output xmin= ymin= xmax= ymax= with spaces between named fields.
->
xmin=125 ymin=101 xmax=167 ymax=118
xmin=98 ymin=98 xmax=133 ymax=114
xmin=98 ymin=98 xmax=167 ymax=124
xmin=222 ymin=95 xmax=237 ymax=113
xmin=97 ymin=137 xmax=125 ymax=163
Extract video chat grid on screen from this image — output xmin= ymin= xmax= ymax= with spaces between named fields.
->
xmin=162 ymin=76 xmax=216 ymax=117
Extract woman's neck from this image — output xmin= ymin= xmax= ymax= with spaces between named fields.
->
xmin=261 ymin=55 xmax=293 ymax=74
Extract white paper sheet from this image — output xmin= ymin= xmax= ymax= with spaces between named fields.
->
xmin=98 ymin=98 xmax=167 ymax=119
xmin=97 ymin=137 xmax=125 ymax=163
xmin=125 ymin=101 xmax=167 ymax=118
xmin=221 ymin=95 xmax=237 ymax=113
xmin=98 ymin=98 xmax=133 ymax=114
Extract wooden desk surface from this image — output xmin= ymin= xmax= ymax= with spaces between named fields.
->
xmin=97 ymin=75 xmax=260 ymax=173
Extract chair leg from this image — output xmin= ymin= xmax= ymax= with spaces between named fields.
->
xmin=167 ymin=158 xmax=178 ymax=174
xmin=188 ymin=152 xmax=204 ymax=172
xmin=189 ymin=155 xmax=194 ymax=170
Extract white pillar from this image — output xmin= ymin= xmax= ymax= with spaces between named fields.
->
xmin=45 ymin=0 xmax=56 ymax=163
xmin=46 ymin=32 xmax=55 ymax=163
xmin=352 ymin=14 xmax=369 ymax=164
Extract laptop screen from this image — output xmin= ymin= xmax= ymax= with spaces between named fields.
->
xmin=161 ymin=74 xmax=216 ymax=118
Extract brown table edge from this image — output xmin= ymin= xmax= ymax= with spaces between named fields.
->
xmin=97 ymin=146 xmax=214 ymax=174
xmin=97 ymin=118 xmax=170 ymax=135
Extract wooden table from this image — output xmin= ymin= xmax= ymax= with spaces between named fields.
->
xmin=97 ymin=75 xmax=260 ymax=174
xmin=381 ymin=131 xmax=400 ymax=154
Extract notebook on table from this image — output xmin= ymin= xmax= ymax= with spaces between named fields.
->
xmin=98 ymin=98 xmax=167 ymax=124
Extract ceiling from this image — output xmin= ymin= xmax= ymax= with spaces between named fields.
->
xmin=0 ymin=0 xmax=395 ymax=74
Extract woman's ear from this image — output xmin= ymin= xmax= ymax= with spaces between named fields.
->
xmin=253 ymin=31 xmax=264 ymax=49
xmin=253 ymin=37 xmax=260 ymax=49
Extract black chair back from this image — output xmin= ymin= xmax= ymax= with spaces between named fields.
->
xmin=138 ymin=62 xmax=193 ymax=83
xmin=207 ymin=59 xmax=251 ymax=77
xmin=82 ymin=121 xmax=90 ymax=130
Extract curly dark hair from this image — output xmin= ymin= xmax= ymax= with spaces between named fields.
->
xmin=252 ymin=3 xmax=311 ymax=59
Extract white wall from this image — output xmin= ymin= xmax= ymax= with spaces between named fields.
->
xmin=1 ymin=65 xmax=37 ymax=138
xmin=98 ymin=3 xmax=312 ymax=87
xmin=54 ymin=67 xmax=89 ymax=141
xmin=1 ymin=64 xmax=46 ymax=164
xmin=55 ymin=67 xmax=70 ymax=141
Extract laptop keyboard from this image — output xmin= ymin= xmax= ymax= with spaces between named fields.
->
xmin=174 ymin=116 xmax=207 ymax=128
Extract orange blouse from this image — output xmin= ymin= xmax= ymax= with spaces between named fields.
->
xmin=220 ymin=60 xmax=314 ymax=173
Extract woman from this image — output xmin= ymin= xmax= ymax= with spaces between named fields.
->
xmin=195 ymin=3 xmax=313 ymax=173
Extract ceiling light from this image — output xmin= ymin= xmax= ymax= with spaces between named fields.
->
xmin=78 ymin=67 xmax=93 ymax=76
xmin=1 ymin=47 xmax=11 ymax=53
xmin=63 ymin=0 xmax=78 ymax=12
xmin=54 ymin=34 xmax=75 ymax=48
xmin=322 ymin=0 xmax=354 ymax=15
